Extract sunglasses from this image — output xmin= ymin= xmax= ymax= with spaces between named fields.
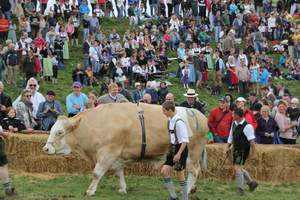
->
xmin=29 ymin=84 xmax=37 ymax=87
xmin=26 ymin=95 xmax=32 ymax=97
xmin=73 ymin=86 xmax=80 ymax=89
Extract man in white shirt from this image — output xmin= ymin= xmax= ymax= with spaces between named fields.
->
xmin=225 ymin=108 xmax=258 ymax=196
xmin=161 ymin=101 xmax=189 ymax=200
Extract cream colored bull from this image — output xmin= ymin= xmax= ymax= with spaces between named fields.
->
xmin=43 ymin=103 xmax=208 ymax=197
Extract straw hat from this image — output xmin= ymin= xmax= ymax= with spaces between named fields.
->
xmin=184 ymin=89 xmax=198 ymax=98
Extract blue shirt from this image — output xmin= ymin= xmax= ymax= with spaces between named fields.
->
xmin=260 ymin=68 xmax=269 ymax=86
xmin=66 ymin=92 xmax=88 ymax=114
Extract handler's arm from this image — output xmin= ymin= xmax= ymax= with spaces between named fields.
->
xmin=250 ymin=140 xmax=257 ymax=159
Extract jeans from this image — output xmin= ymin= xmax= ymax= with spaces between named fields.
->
xmin=91 ymin=60 xmax=100 ymax=74
xmin=150 ymin=4 xmax=158 ymax=16
xmin=117 ymin=5 xmax=124 ymax=19
xmin=83 ymin=54 xmax=90 ymax=70
xmin=274 ymin=28 xmax=283 ymax=41
xmin=174 ymin=4 xmax=180 ymax=16
xmin=83 ymin=28 xmax=89 ymax=42
xmin=214 ymin=25 xmax=221 ymax=42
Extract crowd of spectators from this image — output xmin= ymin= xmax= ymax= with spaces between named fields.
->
xmin=0 ymin=0 xmax=299 ymax=144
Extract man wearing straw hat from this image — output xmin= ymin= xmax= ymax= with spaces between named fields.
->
xmin=180 ymin=89 xmax=205 ymax=114
xmin=225 ymin=108 xmax=258 ymax=196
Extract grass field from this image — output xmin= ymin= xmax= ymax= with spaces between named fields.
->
xmin=2 ymin=18 xmax=300 ymax=199
xmin=1 ymin=174 xmax=300 ymax=200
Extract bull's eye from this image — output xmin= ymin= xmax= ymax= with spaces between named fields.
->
xmin=56 ymin=131 xmax=64 ymax=136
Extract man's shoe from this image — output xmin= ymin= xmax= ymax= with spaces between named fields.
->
xmin=236 ymin=188 xmax=244 ymax=196
xmin=248 ymin=181 xmax=258 ymax=192
xmin=5 ymin=187 xmax=17 ymax=196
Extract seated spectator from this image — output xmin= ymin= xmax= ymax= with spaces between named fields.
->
xmin=86 ymin=91 xmax=98 ymax=109
xmin=97 ymin=83 xmax=128 ymax=104
xmin=274 ymin=100 xmax=298 ymax=144
xmin=208 ymin=97 xmax=233 ymax=143
xmin=157 ymin=81 xmax=168 ymax=104
xmin=72 ymin=63 xmax=87 ymax=86
xmin=132 ymin=82 xmax=143 ymax=103
xmin=36 ymin=90 xmax=63 ymax=131
xmin=1 ymin=108 xmax=26 ymax=132
xmin=143 ymin=81 xmax=158 ymax=104
xmin=0 ymin=81 xmax=12 ymax=124
xmin=66 ymin=82 xmax=88 ymax=117
xmin=117 ymin=82 xmax=133 ymax=102
xmin=255 ymin=105 xmax=278 ymax=144
xmin=180 ymin=89 xmax=205 ymax=114
xmin=140 ymin=93 xmax=152 ymax=104
xmin=15 ymin=90 xmax=37 ymax=131
xmin=13 ymin=77 xmax=45 ymax=119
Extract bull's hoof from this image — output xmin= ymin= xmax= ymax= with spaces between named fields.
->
xmin=190 ymin=186 xmax=197 ymax=194
xmin=118 ymin=188 xmax=127 ymax=194
xmin=85 ymin=190 xmax=96 ymax=196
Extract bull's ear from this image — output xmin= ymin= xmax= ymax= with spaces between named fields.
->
xmin=70 ymin=117 xmax=81 ymax=130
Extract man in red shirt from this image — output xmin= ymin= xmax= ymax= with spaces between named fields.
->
xmin=208 ymin=97 xmax=233 ymax=143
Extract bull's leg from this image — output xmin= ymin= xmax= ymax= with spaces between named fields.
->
xmin=186 ymin=159 xmax=201 ymax=193
xmin=115 ymin=168 xmax=127 ymax=194
xmin=186 ymin=139 xmax=206 ymax=193
xmin=85 ymin=156 xmax=116 ymax=196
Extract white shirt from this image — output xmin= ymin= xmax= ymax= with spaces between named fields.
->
xmin=169 ymin=114 xmax=189 ymax=144
xmin=227 ymin=119 xmax=255 ymax=144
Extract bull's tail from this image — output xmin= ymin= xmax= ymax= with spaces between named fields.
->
xmin=200 ymin=147 xmax=208 ymax=172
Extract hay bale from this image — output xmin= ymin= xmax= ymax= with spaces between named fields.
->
xmin=5 ymin=133 xmax=300 ymax=182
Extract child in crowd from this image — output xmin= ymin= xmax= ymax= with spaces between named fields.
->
xmin=1 ymin=108 xmax=26 ymax=132
xmin=181 ymin=63 xmax=190 ymax=89
xmin=7 ymin=21 xmax=17 ymax=44
xmin=86 ymin=66 xmax=97 ymax=86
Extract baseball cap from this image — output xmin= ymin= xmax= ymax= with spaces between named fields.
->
xmin=73 ymin=81 xmax=82 ymax=88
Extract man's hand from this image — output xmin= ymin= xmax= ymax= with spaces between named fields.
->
xmin=73 ymin=104 xmax=81 ymax=110
xmin=173 ymin=153 xmax=181 ymax=162
xmin=0 ymin=105 xmax=6 ymax=111
xmin=8 ymin=125 xmax=14 ymax=131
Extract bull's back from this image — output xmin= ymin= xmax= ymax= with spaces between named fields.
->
xmin=75 ymin=103 xmax=169 ymax=160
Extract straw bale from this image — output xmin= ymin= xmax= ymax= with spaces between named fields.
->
xmin=5 ymin=133 xmax=300 ymax=182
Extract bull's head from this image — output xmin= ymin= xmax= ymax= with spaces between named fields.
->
xmin=43 ymin=116 xmax=81 ymax=155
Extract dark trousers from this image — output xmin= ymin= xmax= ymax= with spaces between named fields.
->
xmin=238 ymin=81 xmax=248 ymax=95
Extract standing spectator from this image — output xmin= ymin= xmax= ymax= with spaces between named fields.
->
xmin=248 ymin=92 xmax=259 ymax=111
xmin=237 ymin=60 xmax=250 ymax=95
xmin=0 ymin=0 xmax=12 ymax=20
xmin=66 ymin=82 xmax=88 ymax=117
xmin=13 ymin=77 xmax=45 ymax=119
xmin=274 ymin=100 xmax=298 ymax=144
xmin=89 ymin=12 xmax=100 ymax=35
xmin=79 ymin=0 xmax=90 ymax=18
xmin=255 ymin=105 xmax=278 ymax=144
xmin=71 ymin=13 xmax=80 ymax=46
xmin=180 ymin=89 xmax=205 ymax=114
xmin=208 ymin=97 xmax=233 ymax=143
xmin=116 ymin=0 xmax=125 ymax=19
xmin=7 ymin=21 xmax=16 ymax=43
xmin=22 ymin=49 xmax=36 ymax=82
xmin=259 ymin=66 xmax=269 ymax=87
xmin=82 ymin=14 xmax=90 ymax=42
xmin=149 ymin=0 xmax=158 ymax=17
xmin=5 ymin=43 xmax=19 ymax=86
xmin=66 ymin=18 xmax=75 ymax=46
xmin=36 ymin=90 xmax=63 ymax=131
xmin=0 ymin=82 xmax=12 ymax=124
xmin=15 ymin=89 xmax=37 ymax=131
